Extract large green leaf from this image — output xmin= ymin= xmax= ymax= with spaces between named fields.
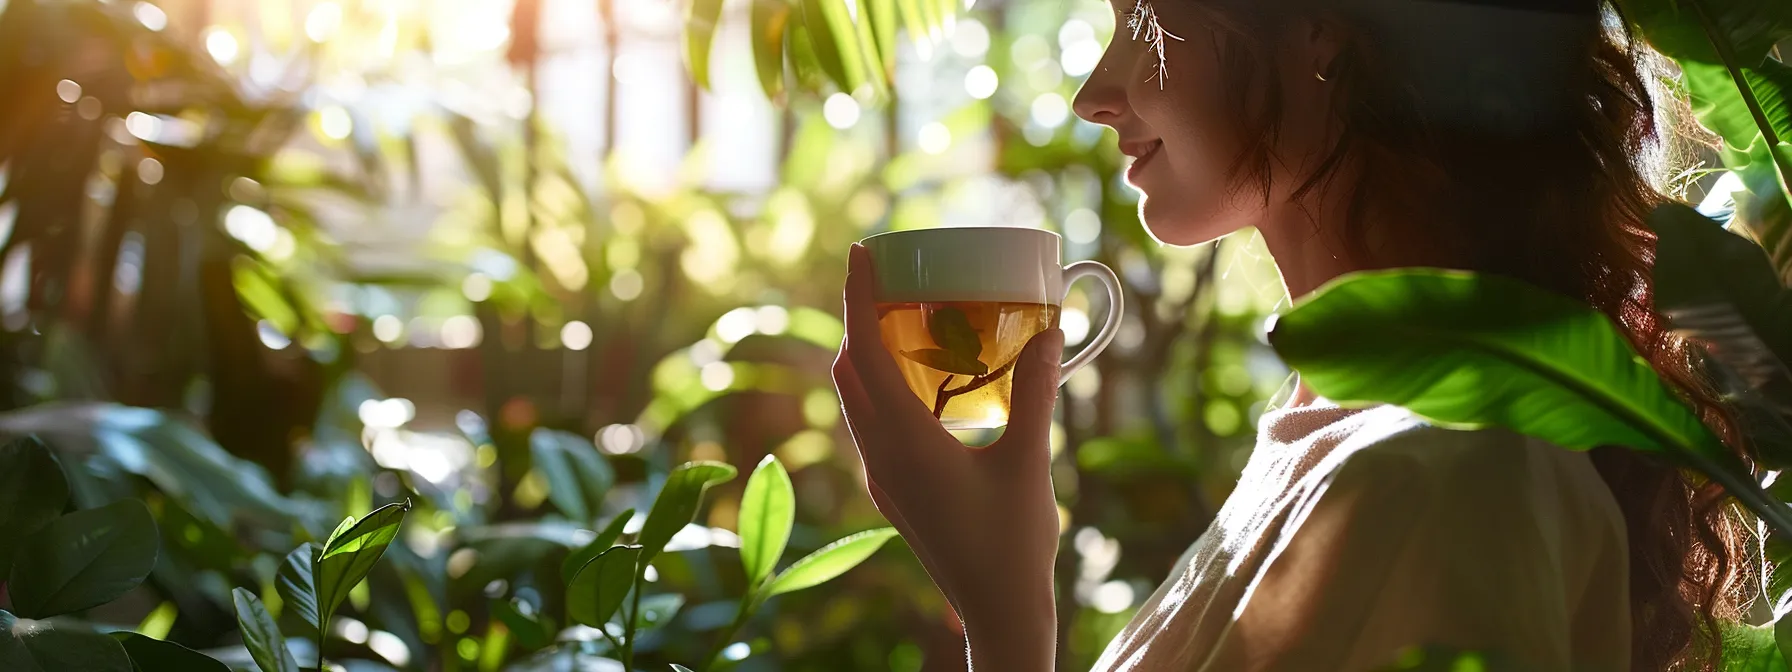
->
xmin=8 ymin=499 xmax=159 ymax=618
xmin=112 ymin=632 xmax=230 ymax=672
xmin=0 ymin=436 xmax=67 ymax=576
xmin=314 ymin=501 xmax=410 ymax=627
xmin=1653 ymin=202 xmax=1792 ymax=363
xmin=274 ymin=543 xmax=320 ymax=639
xmin=751 ymin=0 xmax=791 ymax=100
xmin=1723 ymin=621 xmax=1788 ymax=671
xmin=764 ymin=528 xmax=897 ymax=596
xmin=231 ymin=589 xmax=299 ymax=672
xmin=1619 ymin=0 xmax=1792 ymax=65
xmin=529 ymin=429 xmax=614 ymax=525
xmin=738 ymin=455 xmax=795 ymax=587
xmin=1266 ymin=269 xmax=1792 ymax=536
xmin=566 ymin=545 xmax=642 ymax=628
xmin=0 ymin=611 xmax=132 ymax=672
xmin=686 ymin=0 xmax=727 ymax=89
xmin=560 ymin=508 xmax=635 ymax=583
xmin=637 ymin=461 xmax=737 ymax=562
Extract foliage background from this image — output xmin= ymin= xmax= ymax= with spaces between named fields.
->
xmin=0 ymin=0 xmax=1767 ymax=670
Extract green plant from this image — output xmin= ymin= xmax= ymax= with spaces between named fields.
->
xmin=561 ymin=457 xmax=897 ymax=670
xmin=0 ymin=435 xmax=230 ymax=671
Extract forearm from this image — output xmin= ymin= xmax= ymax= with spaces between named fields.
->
xmin=960 ymin=582 xmax=1057 ymax=671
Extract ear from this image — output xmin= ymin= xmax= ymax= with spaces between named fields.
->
xmin=1289 ymin=15 xmax=1348 ymax=81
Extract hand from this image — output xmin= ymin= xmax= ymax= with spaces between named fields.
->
xmin=832 ymin=244 xmax=1063 ymax=669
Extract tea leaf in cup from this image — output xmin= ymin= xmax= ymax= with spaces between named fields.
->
xmin=901 ymin=348 xmax=990 ymax=376
xmin=925 ymin=307 xmax=983 ymax=361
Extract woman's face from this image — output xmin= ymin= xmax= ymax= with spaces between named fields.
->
xmin=1073 ymin=3 xmax=1331 ymax=247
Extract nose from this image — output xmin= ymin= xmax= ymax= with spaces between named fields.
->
xmin=1073 ymin=46 xmax=1127 ymax=126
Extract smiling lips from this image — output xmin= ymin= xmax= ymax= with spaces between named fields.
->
xmin=1121 ymin=139 xmax=1163 ymax=183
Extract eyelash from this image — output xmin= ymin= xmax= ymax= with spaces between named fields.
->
xmin=1125 ymin=0 xmax=1183 ymax=89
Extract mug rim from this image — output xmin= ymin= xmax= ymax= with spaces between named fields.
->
xmin=860 ymin=226 xmax=1063 ymax=246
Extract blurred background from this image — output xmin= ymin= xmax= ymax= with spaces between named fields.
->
xmin=0 ymin=0 xmax=1370 ymax=669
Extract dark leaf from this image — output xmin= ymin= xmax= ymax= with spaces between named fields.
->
xmin=0 ymin=611 xmax=132 ymax=672
xmin=631 ymin=593 xmax=683 ymax=630
xmin=529 ymin=429 xmax=613 ymax=525
xmin=566 ymin=544 xmax=641 ymax=628
xmin=899 ymin=348 xmax=988 ymax=376
xmin=274 ymin=543 xmax=319 ymax=639
xmin=0 ymin=436 xmax=67 ymax=576
xmin=925 ymin=306 xmax=983 ymax=362
xmin=8 ymin=499 xmax=159 ymax=618
xmin=752 ymin=0 xmax=791 ymax=100
xmin=111 ymin=632 xmax=230 ymax=672
xmin=231 ymin=589 xmax=299 ymax=672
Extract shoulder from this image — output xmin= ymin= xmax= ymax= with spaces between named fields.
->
xmin=1305 ymin=405 xmax=1625 ymax=540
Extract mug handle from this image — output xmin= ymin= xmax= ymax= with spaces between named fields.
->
xmin=1059 ymin=260 xmax=1123 ymax=381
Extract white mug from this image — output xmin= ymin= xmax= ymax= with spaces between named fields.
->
xmin=862 ymin=227 xmax=1123 ymax=429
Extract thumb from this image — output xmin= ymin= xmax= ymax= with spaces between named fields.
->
xmin=1000 ymin=328 xmax=1065 ymax=451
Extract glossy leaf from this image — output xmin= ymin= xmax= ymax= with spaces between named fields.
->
xmin=530 ymin=429 xmax=614 ymax=525
xmin=561 ymin=508 xmax=635 ymax=583
xmin=1682 ymin=59 xmax=1792 ymax=155
xmin=765 ymin=528 xmax=897 ymax=596
xmin=637 ymin=462 xmax=737 ymax=562
xmin=8 ymin=499 xmax=158 ymax=618
xmin=1653 ymin=202 xmax=1792 ymax=363
xmin=738 ymin=455 xmax=795 ymax=586
xmin=751 ymin=0 xmax=791 ymax=100
xmin=566 ymin=545 xmax=642 ymax=628
xmin=900 ymin=348 xmax=988 ymax=376
xmin=631 ymin=593 xmax=684 ymax=630
xmin=866 ymin=0 xmax=897 ymax=77
xmin=0 ymin=436 xmax=67 ymax=576
xmin=686 ymin=0 xmax=727 ymax=89
xmin=1267 ymin=269 xmax=1792 ymax=537
xmin=1618 ymin=0 xmax=1792 ymax=65
xmin=672 ymin=666 xmax=696 ymax=672
xmin=112 ymin=632 xmax=230 ymax=672
xmin=231 ymin=589 xmax=299 ymax=672
xmin=0 ymin=612 xmax=132 ymax=672
xmin=274 ymin=543 xmax=320 ymax=639
xmin=1724 ymin=621 xmax=1788 ymax=671
xmin=492 ymin=598 xmax=553 ymax=652
xmin=315 ymin=501 xmax=410 ymax=626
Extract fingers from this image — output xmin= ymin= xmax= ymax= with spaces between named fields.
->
xmin=841 ymin=245 xmax=933 ymax=427
xmin=998 ymin=328 xmax=1065 ymax=453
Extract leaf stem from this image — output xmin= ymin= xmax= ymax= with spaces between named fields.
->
xmin=621 ymin=565 xmax=644 ymax=668
xmin=931 ymin=359 xmax=1019 ymax=419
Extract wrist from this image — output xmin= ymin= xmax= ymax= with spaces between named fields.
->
xmin=959 ymin=583 xmax=1056 ymax=671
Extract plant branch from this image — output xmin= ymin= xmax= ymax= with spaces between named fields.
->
xmin=701 ymin=593 xmax=760 ymax=671
xmin=621 ymin=566 xmax=644 ymax=669
xmin=931 ymin=360 xmax=1020 ymax=419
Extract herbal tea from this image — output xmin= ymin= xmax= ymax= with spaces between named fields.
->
xmin=876 ymin=301 xmax=1060 ymax=429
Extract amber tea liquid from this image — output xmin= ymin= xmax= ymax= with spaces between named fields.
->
xmin=876 ymin=301 xmax=1060 ymax=429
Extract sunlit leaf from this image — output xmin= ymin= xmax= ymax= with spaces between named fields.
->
xmin=1618 ymin=0 xmax=1792 ymax=65
xmin=1267 ymin=269 xmax=1792 ymax=537
xmin=738 ymin=455 xmax=794 ymax=586
xmin=799 ymin=0 xmax=864 ymax=92
xmin=765 ymin=528 xmax=897 ymax=596
xmin=275 ymin=543 xmax=320 ymax=639
xmin=0 ymin=612 xmax=131 ymax=672
xmin=1723 ymin=621 xmax=1788 ymax=672
xmin=231 ymin=589 xmax=299 ymax=672
xmin=315 ymin=501 xmax=410 ymax=627
xmin=561 ymin=508 xmax=635 ymax=583
xmin=751 ymin=0 xmax=791 ymax=100
xmin=637 ymin=462 xmax=737 ymax=563
xmin=686 ymin=0 xmax=727 ymax=89
xmin=8 ymin=499 xmax=158 ymax=618
xmin=0 ymin=436 xmax=67 ymax=577
xmin=566 ymin=545 xmax=641 ymax=628
xmin=112 ymin=632 xmax=230 ymax=672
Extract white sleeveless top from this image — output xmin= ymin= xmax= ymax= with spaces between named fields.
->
xmin=1092 ymin=401 xmax=1631 ymax=671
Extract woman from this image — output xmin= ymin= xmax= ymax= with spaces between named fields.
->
xmin=830 ymin=0 xmax=1749 ymax=669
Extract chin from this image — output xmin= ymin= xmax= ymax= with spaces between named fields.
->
xmin=1137 ymin=194 xmax=1238 ymax=247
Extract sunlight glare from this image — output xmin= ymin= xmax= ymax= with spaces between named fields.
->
xmin=319 ymin=106 xmax=353 ymax=140
xmin=1061 ymin=307 xmax=1090 ymax=346
xmin=823 ymin=93 xmax=861 ymax=129
xmin=1065 ymin=207 xmax=1100 ymax=244
xmin=56 ymin=80 xmax=81 ymax=104
xmin=133 ymin=2 xmax=167 ymax=31
xmin=306 ymin=2 xmax=343 ymax=42
xmin=225 ymin=205 xmax=279 ymax=252
xmin=716 ymin=307 xmax=757 ymax=344
xmin=560 ymin=321 xmax=594 ymax=351
xmin=700 ymin=362 xmax=735 ymax=391
xmin=1031 ymin=93 xmax=1070 ymax=128
xmin=461 ymin=273 xmax=493 ymax=302
xmin=964 ymin=65 xmax=998 ymax=100
xmin=918 ymin=123 xmax=951 ymax=155
xmin=952 ymin=19 xmax=990 ymax=58
xmin=204 ymin=28 xmax=240 ymax=65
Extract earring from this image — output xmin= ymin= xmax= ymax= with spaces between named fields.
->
xmin=1314 ymin=70 xmax=1328 ymax=83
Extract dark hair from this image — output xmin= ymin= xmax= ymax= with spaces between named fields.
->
xmin=1182 ymin=0 xmax=1750 ymax=668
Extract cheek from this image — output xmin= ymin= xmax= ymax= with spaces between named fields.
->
xmin=1130 ymin=41 xmax=1250 ymax=245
